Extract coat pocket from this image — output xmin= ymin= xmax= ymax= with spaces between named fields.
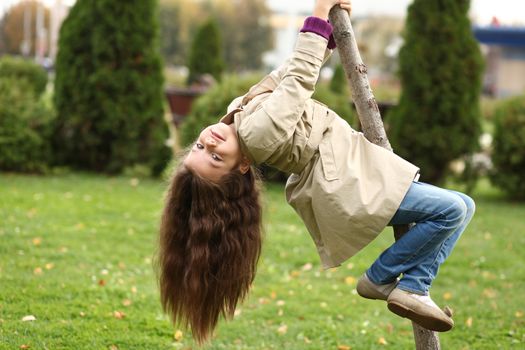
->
xmin=319 ymin=137 xmax=339 ymax=181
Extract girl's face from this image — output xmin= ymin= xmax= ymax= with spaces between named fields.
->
xmin=184 ymin=122 xmax=248 ymax=182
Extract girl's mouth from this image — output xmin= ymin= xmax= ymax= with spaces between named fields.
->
xmin=211 ymin=129 xmax=225 ymax=142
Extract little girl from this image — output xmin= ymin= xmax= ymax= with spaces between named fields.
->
xmin=158 ymin=0 xmax=475 ymax=343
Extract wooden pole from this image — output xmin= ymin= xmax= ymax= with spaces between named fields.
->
xmin=328 ymin=7 xmax=442 ymax=350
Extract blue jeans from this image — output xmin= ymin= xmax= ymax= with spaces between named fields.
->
xmin=366 ymin=181 xmax=475 ymax=295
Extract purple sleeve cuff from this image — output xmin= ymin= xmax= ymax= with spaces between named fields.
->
xmin=300 ymin=16 xmax=336 ymax=49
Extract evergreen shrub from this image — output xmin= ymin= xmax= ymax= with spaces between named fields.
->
xmin=0 ymin=55 xmax=47 ymax=96
xmin=187 ymin=19 xmax=225 ymax=85
xmin=490 ymin=95 xmax=525 ymax=200
xmin=388 ymin=0 xmax=484 ymax=184
xmin=0 ymin=78 xmax=55 ymax=172
xmin=53 ymin=0 xmax=170 ymax=176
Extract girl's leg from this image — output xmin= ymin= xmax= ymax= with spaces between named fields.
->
xmin=402 ymin=190 xmax=475 ymax=293
xmin=366 ymin=182 xmax=472 ymax=295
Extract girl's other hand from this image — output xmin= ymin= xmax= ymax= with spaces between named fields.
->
xmin=313 ymin=0 xmax=352 ymax=20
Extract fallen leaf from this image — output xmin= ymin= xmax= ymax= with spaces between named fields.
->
xmin=258 ymin=298 xmax=270 ymax=305
xmin=277 ymin=324 xmax=288 ymax=335
xmin=45 ymin=263 xmax=54 ymax=270
xmin=465 ymin=317 xmax=473 ymax=327
xmin=337 ymin=345 xmax=352 ymax=350
xmin=378 ymin=337 xmax=388 ymax=345
xmin=79 ymin=312 xmax=86 ymax=317
xmin=301 ymin=263 xmax=313 ymax=271
xmin=346 ymin=262 xmax=354 ymax=270
xmin=122 ymin=299 xmax=132 ymax=307
xmin=130 ymin=178 xmax=140 ymax=187
xmin=22 ymin=315 xmax=36 ymax=322
xmin=174 ymin=330 xmax=183 ymax=341
xmin=515 ymin=311 xmax=524 ymax=318
xmin=320 ymin=302 xmax=327 ymax=308
xmin=98 ymin=279 xmax=106 ymax=287
xmin=290 ymin=270 xmax=301 ymax=278
xmin=32 ymin=237 xmax=42 ymax=246
xmin=276 ymin=300 xmax=285 ymax=306
xmin=270 ymin=291 xmax=277 ymax=299
xmin=443 ymin=292 xmax=453 ymax=300
xmin=113 ymin=311 xmax=125 ymax=319
xmin=277 ymin=309 xmax=284 ymax=316
xmin=345 ymin=276 xmax=356 ymax=285
xmin=483 ymin=288 xmax=497 ymax=299
xmin=108 ymin=345 xmax=118 ymax=350
xmin=33 ymin=267 xmax=43 ymax=275
xmin=131 ymin=286 xmax=137 ymax=294
xmin=20 ymin=345 xmax=30 ymax=349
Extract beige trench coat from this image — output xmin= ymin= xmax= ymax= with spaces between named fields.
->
xmin=221 ymin=32 xmax=420 ymax=268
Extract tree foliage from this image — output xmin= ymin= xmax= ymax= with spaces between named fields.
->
xmin=0 ymin=76 xmax=55 ymax=173
xmin=187 ymin=19 xmax=224 ymax=85
xmin=0 ymin=55 xmax=47 ymax=95
xmin=53 ymin=0 xmax=170 ymax=175
xmin=490 ymin=95 xmax=525 ymax=200
xmin=388 ymin=0 xmax=483 ymax=184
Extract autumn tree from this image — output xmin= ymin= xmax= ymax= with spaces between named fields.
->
xmin=53 ymin=0 xmax=170 ymax=175
xmin=388 ymin=0 xmax=483 ymax=184
xmin=211 ymin=0 xmax=273 ymax=71
xmin=159 ymin=0 xmax=273 ymax=71
xmin=0 ymin=1 xmax=50 ymax=56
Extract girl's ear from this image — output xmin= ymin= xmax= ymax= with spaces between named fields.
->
xmin=238 ymin=156 xmax=251 ymax=175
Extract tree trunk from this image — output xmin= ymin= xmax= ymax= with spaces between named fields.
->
xmin=328 ymin=7 xmax=441 ymax=350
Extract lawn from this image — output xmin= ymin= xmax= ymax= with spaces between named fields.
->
xmin=0 ymin=173 xmax=524 ymax=349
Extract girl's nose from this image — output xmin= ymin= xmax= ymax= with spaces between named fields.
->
xmin=204 ymin=137 xmax=217 ymax=147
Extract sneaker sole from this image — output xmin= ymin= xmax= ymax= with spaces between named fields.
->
xmin=387 ymin=301 xmax=453 ymax=332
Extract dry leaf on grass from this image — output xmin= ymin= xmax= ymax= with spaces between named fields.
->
xmin=337 ymin=345 xmax=352 ymax=350
xmin=277 ymin=324 xmax=288 ymax=335
xmin=174 ymin=330 xmax=183 ymax=341
xmin=22 ymin=315 xmax=36 ymax=322
xmin=113 ymin=311 xmax=125 ymax=319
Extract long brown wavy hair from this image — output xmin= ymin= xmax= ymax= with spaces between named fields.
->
xmin=157 ymin=163 xmax=262 ymax=344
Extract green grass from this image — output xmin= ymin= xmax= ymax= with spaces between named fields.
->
xmin=0 ymin=174 xmax=524 ymax=349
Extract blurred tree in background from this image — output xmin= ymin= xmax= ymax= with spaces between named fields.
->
xmin=159 ymin=0 xmax=273 ymax=72
xmin=389 ymin=0 xmax=483 ymax=184
xmin=53 ymin=0 xmax=170 ymax=176
xmin=0 ymin=56 xmax=54 ymax=173
xmin=0 ymin=1 xmax=50 ymax=56
xmin=490 ymin=95 xmax=525 ymax=200
xmin=187 ymin=19 xmax=224 ymax=85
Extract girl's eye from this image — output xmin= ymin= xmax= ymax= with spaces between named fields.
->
xmin=211 ymin=153 xmax=222 ymax=162
xmin=195 ymin=143 xmax=204 ymax=150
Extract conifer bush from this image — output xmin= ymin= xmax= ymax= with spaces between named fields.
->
xmin=490 ymin=95 xmax=525 ymax=200
xmin=0 ymin=55 xmax=47 ymax=96
xmin=53 ymin=0 xmax=170 ymax=175
xmin=388 ymin=0 xmax=484 ymax=184
xmin=187 ymin=19 xmax=225 ymax=85
xmin=0 ymin=78 xmax=55 ymax=172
